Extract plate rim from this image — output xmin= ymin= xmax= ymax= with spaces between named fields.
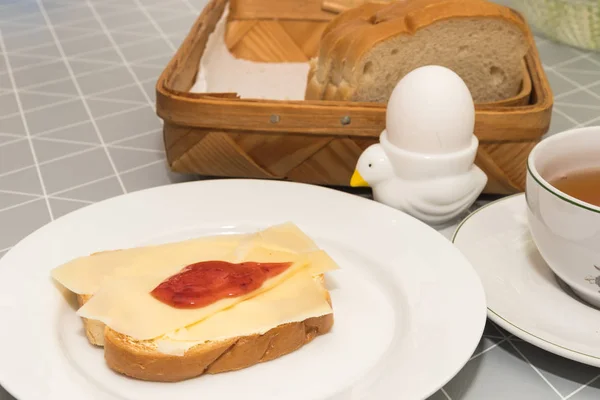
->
xmin=451 ymin=193 xmax=600 ymax=368
xmin=0 ymin=178 xmax=487 ymax=399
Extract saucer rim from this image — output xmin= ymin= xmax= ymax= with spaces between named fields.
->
xmin=452 ymin=193 xmax=600 ymax=367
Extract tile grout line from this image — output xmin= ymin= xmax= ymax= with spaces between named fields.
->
xmin=47 ymin=174 xmax=117 ymax=197
xmin=549 ymin=67 xmax=600 ymax=104
xmin=109 ymin=128 xmax=162 ymax=144
xmin=0 ymin=189 xmax=41 ymax=198
xmin=440 ymin=388 xmax=452 ymax=400
xmin=0 ymin=142 xmax=162 ymax=177
xmin=0 ymin=32 xmax=55 ymax=220
xmin=553 ymin=107 xmax=580 ymax=126
xmin=490 ymin=325 xmax=564 ymax=398
xmin=0 ymin=165 xmax=38 ymax=180
xmin=0 ymin=193 xmax=46 ymax=214
xmin=108 ymin=144 xmax=164 ymax=154
xmin=553 ymin=86 xmax=597 ymax=101
xmin=555 ymin=67 xmax=600 ymax=75
xmin=32 ymin=147 xmax=99 ymax=167
xmin=541 ymin=58 xmax=600 ymax=101
xmin=1 ymin=97 xmax=84 ymax=121
xmin=9 ymin=55 xmax=79 ymax=74
xmin=0 ymin=18 xmax=169 ymax=40
xmin=2 ymin=131 xmax=166 ymax=169
xmin=132 ymin=0 xmax=177 ymax=52
xmin=0 ymin=194 xmax=94 ymax=214
xmin=30 ymin=124 xmax=160 ymax=145
xmin=2 ymin=50 xmax=170 ymax=69
xmin=49 ymin=195 xmax=94 ymax=204
xmin=118 ymin=157 xmax=167 ymax=175
xmin=36 ymin=0 xmax=128 ymax=195
xmin=5 ymin=30 xmax=103 ymax=54
xmin=0 ymin=3 xmax=189 ymax=30
xmin=3 ymin=61 xmax=162 ymax=99
xmin=28 ymin=103 xmax=150 ymax=137
xmin=47 ymin=157 xmax=167 ymax=198
xmin=0 ymin=53 xmax=168 ymax=77
xmin=3 ymin=53 xmax=167 ymax=73
xmin=554 ymin=102 xmax=600 ymax=110
xmin=0 ymin=137 xmax=29 ymax=148
xmin=6 ymin=47 xmax=165 ymax=94
xmin=0 ymin=95 xmax=149 ymax=123
xmin=10 ymin=32 xmax=162 ymax=59
xmin=25 ymin=134 xmax=165 ymax=154
xmin=579 ymin=51 xmax=600 ymax=67
xmin=576 ymin=113 xmax=600 ymax=127
xmin=563 ymin=373 xmax=600 ymax=399
xmin=543 ymin=52 xmax=589 ymax=71
xmin=2 ymin=102 xmax=150 ymax=147
xmin=179 ymin=0 xmax=199 ymax=13
xmin=85 ymin=0 xmax=157 ymax=108
xmin=506 ymin=339 xmax=566 ymax=400
xmin=83 ymin=76 xmax=157 ymax=98
xmin=549 ymin=77 xmax=600 ymax=101
xmin=469 ymin=338 xmax=508 ymax=361
xmin=15 ymin=89 xmax=127 ymax=103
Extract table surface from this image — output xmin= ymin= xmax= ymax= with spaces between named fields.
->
xmin=1 ymin=0 xmax=600 ymax=399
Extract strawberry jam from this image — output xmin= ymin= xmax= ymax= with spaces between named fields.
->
xmin=150 ymin=260 xmax=292 ymax=309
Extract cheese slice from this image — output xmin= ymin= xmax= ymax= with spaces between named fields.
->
xmin=155 ymin=271 xmax=332 ymax=355
xmin=51 ymin=222 xmax=318 ymax=295
xmin=77 ymin=249 xmax=338 ymax=340
xmin=51 ymin=235 xmax=245 ymax=295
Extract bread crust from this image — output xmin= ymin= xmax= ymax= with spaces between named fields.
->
xmin=104 ymin=314 xmax=334 ymax=382
xmin=306 ymin=0 xmax=529 ymax=102
xmin=306 ymin=3 xmax=381 ymax=100
xmin=76 ymin=275 xmax=333 ymax=382
xmin=77 ymin=294 xmax=105 ymax=346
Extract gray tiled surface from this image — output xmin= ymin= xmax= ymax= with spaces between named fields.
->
xmin=1 ymin=0 xmax=600 ymax=399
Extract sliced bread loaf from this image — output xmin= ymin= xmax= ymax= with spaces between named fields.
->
xmin=305 ymin=0 xmax=530 ymax=103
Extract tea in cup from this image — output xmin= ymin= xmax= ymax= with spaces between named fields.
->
xmin=526 ymin=126 xmax=600 ymax=308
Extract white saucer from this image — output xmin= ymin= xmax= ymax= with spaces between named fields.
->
xmin=453 ymin=194 xmax=600 ymax=367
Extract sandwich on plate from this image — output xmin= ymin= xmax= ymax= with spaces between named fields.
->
xmin=51 ymin=222 xmax=339 ymax=382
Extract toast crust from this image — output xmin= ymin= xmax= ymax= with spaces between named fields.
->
xmin=77 ymin=294 xmax=105 ymax=347
xmin=104 ymin=314 xmax=334 ymax=382
xmin=76 ymin=275 xmax=333 ymax=382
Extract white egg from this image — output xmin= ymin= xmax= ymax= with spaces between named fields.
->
xmin=385 ymin=65 xmax=475 ymax=155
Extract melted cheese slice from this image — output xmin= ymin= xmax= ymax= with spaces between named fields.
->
xmin=155 ymin=271 xmax=332 ymax=355
xmin=51 ymin=222 xmax=319 ymax=295
xmin=54 ymin=222 xmax=338 ymax=341
xmin=77 ymin=248 xmax=338 ymax=340
xmin=50 ymin=235 xmax=245 ymax=295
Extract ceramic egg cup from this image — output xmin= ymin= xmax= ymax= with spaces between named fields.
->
xmin=351 ymin=65 xmax=488 ymax=226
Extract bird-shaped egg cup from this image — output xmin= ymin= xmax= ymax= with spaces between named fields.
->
xmin=350 ymin=65 xmax=488 ymax=227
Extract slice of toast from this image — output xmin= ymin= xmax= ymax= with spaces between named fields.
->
xmin=76 ymin=275 xmax=333 ymax=382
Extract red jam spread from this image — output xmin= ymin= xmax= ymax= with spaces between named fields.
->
xmin=150 ymin=260 xmax=293 ymax=309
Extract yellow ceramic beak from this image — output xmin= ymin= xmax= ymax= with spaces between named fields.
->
xmin=350 ymin=170 xmax=369 ymax=187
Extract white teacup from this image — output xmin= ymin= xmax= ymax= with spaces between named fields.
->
xmin=526 ymin=126 xmax=600 ymax=308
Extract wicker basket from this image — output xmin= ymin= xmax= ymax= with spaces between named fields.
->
xmin=156 ymin=0 xmax=553 ymax=195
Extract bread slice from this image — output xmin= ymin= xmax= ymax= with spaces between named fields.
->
xmin=305 ymin=0 xmax=529 ymax=103
xmin=76 ymin=275 xmax=333 ymax=382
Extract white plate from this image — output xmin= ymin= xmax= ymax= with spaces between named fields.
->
xmin=0 ymin=179 xmax=486 ymax=400
xmin=453 ymin=194 xmax=600 ymax=367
